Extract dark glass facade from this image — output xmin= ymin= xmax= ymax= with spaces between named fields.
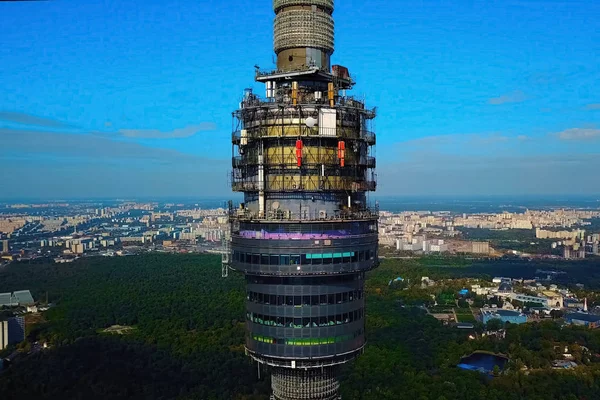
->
xmin=230 ymin=220 xmax=377 ymax=366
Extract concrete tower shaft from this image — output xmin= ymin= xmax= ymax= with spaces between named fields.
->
xmin=273 ymin=0 xmax=334 ymax=71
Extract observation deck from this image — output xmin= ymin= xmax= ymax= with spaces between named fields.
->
xmin=256 ymin=67 xmax=354 ymax=90
xmin=235 ymin=94 xmax=376 ymax=118
xmin=232 ymin=129 xmax=376 ymax=146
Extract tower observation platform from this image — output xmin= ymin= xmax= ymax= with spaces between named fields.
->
xmin=225 ymin=1 xmax=378 ymax=399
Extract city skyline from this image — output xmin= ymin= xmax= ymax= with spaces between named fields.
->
xmin=2 ymin=0 xmax=600 ymax=198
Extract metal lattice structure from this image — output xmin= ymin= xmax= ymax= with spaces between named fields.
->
xmin=274 ymin=10 xmax=334 ymax=54
xmin=272 ymin=367 xmax=341 ymax=400
xmin=225 ymin=1 xmax=378 ymax=399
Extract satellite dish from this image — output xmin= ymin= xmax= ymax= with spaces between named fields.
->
xmin=305 ymin=117 xmax=317 ymax=128
xmin=272 ymin=201 xmax=280 ymax=210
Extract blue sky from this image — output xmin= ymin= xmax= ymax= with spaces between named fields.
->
xmin=1 ymin=0 xmax=600 ymax=199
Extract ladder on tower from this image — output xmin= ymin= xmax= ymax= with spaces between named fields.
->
xmin=221 ymin=235 xmax=231 ymax=278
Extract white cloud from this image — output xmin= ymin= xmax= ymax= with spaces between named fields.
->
xmin=119 ymin=123 xmax=216 ymax=139
xmin=379 ymin=129 xmax=600 ymax=196
xmin=377 ymin=153 xmax=600 ymax=196
xmin=0 ymin=127 xmax=230 ymax=198
xmin=401 ymin=133 xmax=510 ymax=146
xmin=0 ymin=127 xmax=223 ymax=164
xmin=488 ymin=90 xmax=527 ymax=105
xmin=556 ymin=128 xmax=600 ymax=141
xmin=0 ymin=111 xmax=73 ymax=128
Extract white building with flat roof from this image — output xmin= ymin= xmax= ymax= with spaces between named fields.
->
xmin=508 ymin=293 xmax=563 ymax=310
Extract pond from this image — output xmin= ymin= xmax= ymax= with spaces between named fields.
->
xmin=457 ymin=352 xmax=508 ymax=375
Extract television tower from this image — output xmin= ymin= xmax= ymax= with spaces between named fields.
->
xmin=225 ymin=1 xmax=378 ymax=398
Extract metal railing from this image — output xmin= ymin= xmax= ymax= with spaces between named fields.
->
xmin=273 ymin=0 xmax=334 ymax=13
xmin=352 ymin=181 xmax=377 ymax=191
xmin=365 ymin=157 xmax=376 ymax=168
xmin=232 ymin=156 xmax=244 ymax=168
xmin=232 ymin=129 xmax=376 ymax=144
xmin=232 ymin=156 xmax=375 ymax=169
xmin=231 ymin=179 xmax=377 ymax=193
xmin=235 ymin=98 xmax=374 ymax=115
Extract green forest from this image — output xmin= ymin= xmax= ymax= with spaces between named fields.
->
xmin=1 ymin=254 xmax=600 ymax=399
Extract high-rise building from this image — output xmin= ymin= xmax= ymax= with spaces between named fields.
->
xmin=225 ymin=1 xmax=378 ymax=398
xmin=472 ymin=241 xmax=490 ymax=254
xmin=0 ymin=316 xmax=24 ymax=349
xmin=8 ymin=316 xmax=25 ymax=345
xmin=0 ymin=321 xmax=8 ymax=350
xmin=564 ymin=246 xmax=572 ymax=260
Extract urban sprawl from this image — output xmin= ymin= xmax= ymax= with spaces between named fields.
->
xmin=2 ymin=202 xmax=600 ymax=364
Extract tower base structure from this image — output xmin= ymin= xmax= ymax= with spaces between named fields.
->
xmin=272 ymin=367 xmax=341 ymax=400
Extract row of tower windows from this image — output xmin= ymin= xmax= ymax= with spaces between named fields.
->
xmin=252 ymin=329 xmax=363 ymax=346
xmin=233 ymin=250 xmax=375 ymax=265
xmin=247 ymin=290 xmax=363 ymax=306
xmin=246 ymin=273 xmax=364 ymax=285
xmin=247 ymin=309 xmax=363 ymax=328
xmin=238 ymin=221 xmax=376 ymax=234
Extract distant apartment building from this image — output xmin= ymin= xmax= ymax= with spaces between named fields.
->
xmin=564 ymin=244 xmax=587 ymax=260
xmin=1 ymin=240 xmax=8 ymax=254
xmin=0 ymin=219 xmax=26 ymax=234
xmin=564 ymin=246 xmax=571 ymax=259
xmin=72 ymin=243 xmax=85 ymax=254
xmin=120 ymin=236 xmax=147 ymax=244
xmin=395 ymin=237 xmax=448 ymax=253
xmin=198 ymin=229 xmax=223 ymax=242
xmin=396 ymin=235 xmax=427 ymax=252
xmin=150 ymin=212 xmax=174 ymax=221
xmin=471 ymin=241 xmax=490 ymax=255
xmin=397 ymin=240 xmax=422 ymax=251
xmin=423 ymin=239 xmax=448 ymax=253
xmin=100 ymin=239 xmax=116 ymax=247
xmin=511 ymin=220 xmax=533 ymax=229
xmin=179 ymin=232 xmax=197 ymax=241
xmin=536 ymin=228 xmax=585 ymax=240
